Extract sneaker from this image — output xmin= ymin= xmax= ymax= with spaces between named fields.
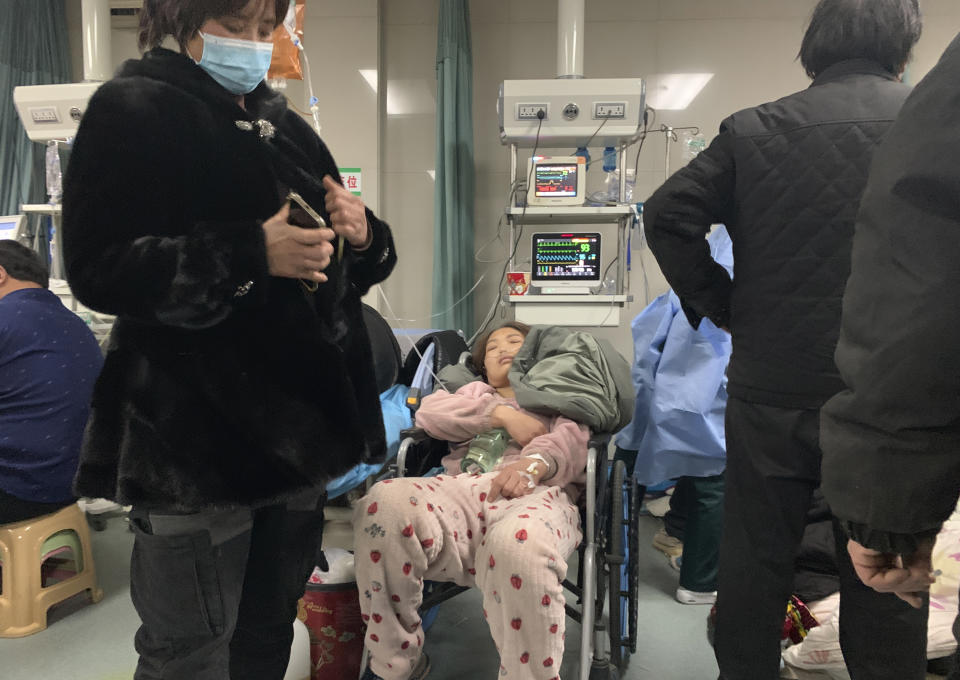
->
xmin=675 ymin=587 xmax=717 ymax=605
xmin=361 ymin=652 xmax=430 ymax=680
xmin=78 ymin=498 xmax=123 ymax=514
xmin=652 ymin=527 xmax=683 ymax=558
xmin=644 ymin=495 xmax=672 ymax=518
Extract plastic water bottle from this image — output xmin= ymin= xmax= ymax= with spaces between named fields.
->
xmin=45 ymin=141 xmax=62 ymax=204
xmin=461 ymin=428 xmax=510 ymax=474
xmin=631 ymin=203 xmax=645 ymax=252
xmin=602 ymin=146 xmax=617 ymax=173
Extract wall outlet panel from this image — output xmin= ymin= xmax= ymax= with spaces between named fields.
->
xmin=30 ymin=107 xmax=60 ymax=123
xmin=594 ymin=102 xmax=627 ymax=119
xmin=517 ymin=104 xmax=549 ymax=120
xmin=14 ymin=81 xmax=103 ymax=142
xmin=500 ymin=79 xmax=645 ymax=146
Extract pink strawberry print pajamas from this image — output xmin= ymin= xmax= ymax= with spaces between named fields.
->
xmin=354 ymin=382 xmax=589 ymax=679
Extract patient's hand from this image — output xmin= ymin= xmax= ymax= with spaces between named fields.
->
xmin=488 ymin=457 xmax=548 ymax=501
xmin=491 ymin=406 xmax=547 ymax=446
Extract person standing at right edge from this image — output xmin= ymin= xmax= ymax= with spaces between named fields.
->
xmin=642 ymin=1 xmax=926 ymax=678
xmin=821 ymin=30 xmax=960 ymax=680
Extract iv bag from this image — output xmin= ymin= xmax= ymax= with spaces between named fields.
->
xmin=681 ymin=130 xmax=706 ymax=163
xmin=268 ymin=0 xmax=305 ymax=80
xmin=45 ymin=141 xmax=62 ymax=204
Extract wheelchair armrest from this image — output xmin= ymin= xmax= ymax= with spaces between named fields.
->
xmin=399 ymin=427 xmax=431 ymax=443
xmin=582 ymin=433 xmax=613 ymax=548
xmin=396 ymin=427 xmax=438 ymax=478
xmin=588 ymin=433 xmax=611 ymax=450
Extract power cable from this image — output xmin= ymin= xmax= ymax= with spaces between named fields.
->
xmin=470 ymin=112 xmax=544 ymax=346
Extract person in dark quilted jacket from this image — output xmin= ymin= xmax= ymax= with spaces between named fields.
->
xmin=821 ymin=27 xmax=960 ymax=655
xmin=643 ymin=1 xmax=924 ymax=678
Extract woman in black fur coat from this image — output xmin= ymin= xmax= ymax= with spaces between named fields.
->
xmin=62 ymin=1 xmax=396 ymax=677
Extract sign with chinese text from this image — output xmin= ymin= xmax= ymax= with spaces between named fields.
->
xmin=339 ymin=168 xmax=362 ymax=196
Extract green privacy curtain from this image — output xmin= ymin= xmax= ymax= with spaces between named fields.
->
xmin=433 ymin=0 xmax=475 ymax=335
xmin=0 ymin=0 xmax=72 ymax=216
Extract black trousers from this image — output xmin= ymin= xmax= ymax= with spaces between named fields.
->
xmin=128 ymin=489 xmax=325 ymax=680
xmin=0 ymin=488 xmax=74 ymax=524
xmin=715 ymin=397 xmax=928 ymax=680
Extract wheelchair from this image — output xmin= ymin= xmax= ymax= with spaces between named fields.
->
xmin=392 ymin=422 xmax=640 ymax=680
xmin=357 ymin=311 xmax=640 ymax=678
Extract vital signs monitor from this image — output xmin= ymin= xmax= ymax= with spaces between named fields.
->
xmin=531 ymin=232 xmax=601 ymax=294
xmin=526 ymin=156 xmax=587 ymax=206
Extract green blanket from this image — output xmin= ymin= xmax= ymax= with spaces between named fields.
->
xmin=436 ymin=326 xmax=634 ymax=434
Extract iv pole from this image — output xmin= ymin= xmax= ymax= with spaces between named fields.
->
xmin=664 ymin=125 xmax=673 ymax=181
xmin=659 ymin=124 xmax=700 ymax=181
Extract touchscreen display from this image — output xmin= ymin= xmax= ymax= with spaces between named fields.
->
xmin=532 ymin=233 xmax=601 ymax=281
xmin=534 ymin=163 xmax=580 ymax=198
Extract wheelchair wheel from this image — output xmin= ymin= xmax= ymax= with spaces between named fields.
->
xmin=606 ymin=459 xmax=626 ymax=671
xmin=627 ymin=474 xmax=640 ymax=656
xmin=592 ymin=454 xmax=613 ymax=621
xmin=588 ymin=660 xmax=620 ymax=680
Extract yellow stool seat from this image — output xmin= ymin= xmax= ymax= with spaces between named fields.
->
xmin=0 ymin=502 xmax=103 ymax=637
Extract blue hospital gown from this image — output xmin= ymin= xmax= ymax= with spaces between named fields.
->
xmin=616 ymin=226 xmax=734 ymax=486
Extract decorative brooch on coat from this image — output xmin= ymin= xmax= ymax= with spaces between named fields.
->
xmin=235 ymin=119 xmax=276 ymax=140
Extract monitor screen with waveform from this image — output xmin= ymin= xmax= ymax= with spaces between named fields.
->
xmin=531 ymin=232 xmax=602 ymax=285
xmin=533 ymin=162 xmax=580 ymax=198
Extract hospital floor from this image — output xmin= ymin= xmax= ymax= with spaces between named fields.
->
xmin=2 ymin=512 xmax=946 ymax=680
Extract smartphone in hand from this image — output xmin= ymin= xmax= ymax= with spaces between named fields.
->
xmin=286 ymin=191 xmax=344 ymax=262
xmin=286 ymin=191 xmax=327 ymax=229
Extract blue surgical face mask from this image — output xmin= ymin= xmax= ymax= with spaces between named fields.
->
xmin=193 ymin=31 xmax=274 ymax=95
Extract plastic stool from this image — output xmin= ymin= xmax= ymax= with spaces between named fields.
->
xmin=0 ymin=503 xmax=103 ymax=637
xmin=39 ymin=530 xmax=84 ymax=571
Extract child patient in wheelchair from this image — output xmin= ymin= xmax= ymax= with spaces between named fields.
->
xmin=355 ymin=321 xmax=591 ymax=680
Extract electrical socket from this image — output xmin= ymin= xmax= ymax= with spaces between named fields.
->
xmin=517 ymin=104 xmax=549 ymax=120
xmin=29 ymin=107 xmax=60 ymax=123
xmin=594 ymin=102 xmax=627 ymax=119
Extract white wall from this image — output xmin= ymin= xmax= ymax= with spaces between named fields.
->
xmin=381 ymin=0 xmax=960 ymax=357
xmin=379 ymin=1 xmax=440 ymax=330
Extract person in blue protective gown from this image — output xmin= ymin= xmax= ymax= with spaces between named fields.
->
xmin=616 ymin=226 xmax=732 ymax=605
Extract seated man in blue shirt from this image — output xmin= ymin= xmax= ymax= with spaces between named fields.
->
xmin=0 ymin=240 xmax=103 ymax=524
